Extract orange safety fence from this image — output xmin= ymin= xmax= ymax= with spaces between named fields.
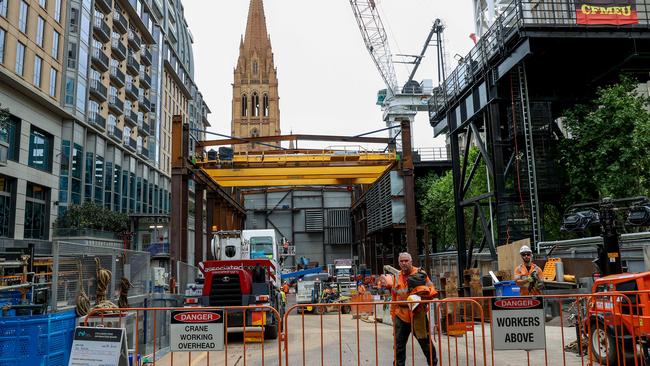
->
xmin=83 ymin=305 xmax=283 ymax=366
xmin=79 ymin=291 xmax=650 ymax=366
xmin=282 ymin=291 xmax=650 ymax=366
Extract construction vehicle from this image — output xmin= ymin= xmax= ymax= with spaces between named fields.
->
xmin=197 ymin=230 xmax=284 ymax=339
xmin=333 ymin=259 xmax=357 ymax=296
xmin=583 ymin=271 xmax=650 ymax=365
xmin=296 ymin=273 xmax=330 ymax=313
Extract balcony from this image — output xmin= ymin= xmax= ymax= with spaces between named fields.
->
xmin=108 ymin=124 xmax=123 ymax=142
xmin=126 ymin=54 xmax=140 ymax=76
xmin=124 ymin=109 xmax=138 ymax=126
xmin=138 ymin=121 xmax=151 ymax=136
xmin=88 ymin=111 xmax=106 ymax=130
xmin=111 ymin=38 xmax=126 ymax=60
xmin=128 ymin=29 xmax=141 ymax=51
xmin=91 ymin=47 xmax=109 ymax=72
xmin=138 ymin=96 xmax=151 ymax=113
xmin=124 ymin=137 xmax=137 ymax=152
xmin=140 ymin=47 xmax=152 ymax=66
xmin=109 ymin=65 xmax=125 ymax=87
xmin=112 ymin=12 xmax=128 ymax=34
xmin=138 ymin=145 xmax=149 ymax=159
xmin=92 ymin=17 xmax=110 ymax=43
xmin=95 ymin=0 xmax=112 ymax=13
xmin=108 ymin=95 xmax=124 ymax=114
xmin=125 ymin=82 xmax=139 ymax=100
xmin=89 ymin=79 xmax=108 ymax=101
xmin=139 ymin=71 xmax=151 ymax=89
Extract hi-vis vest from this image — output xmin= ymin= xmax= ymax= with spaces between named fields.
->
xmin=390 ymin=267 xmax=437 ymax=323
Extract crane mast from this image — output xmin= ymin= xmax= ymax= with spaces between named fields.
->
xmin=349 ymin=0 xmax=399 ymax=97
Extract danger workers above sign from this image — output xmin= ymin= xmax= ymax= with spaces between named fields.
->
xmin=493 ymin=298 xmax=543 ymax=310
xmin=171 ymin=311 xmax=223 ymax=324
xmin=575 ymin=0 xmax=638 ymax=25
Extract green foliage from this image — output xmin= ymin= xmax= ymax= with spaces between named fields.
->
xmin=55 ymin=201 xmax=129 ymax=233
xmin=417 ymin=147 xmax=490 ymax=250
xmin=560 ymin=76 xmax=650 ymax=202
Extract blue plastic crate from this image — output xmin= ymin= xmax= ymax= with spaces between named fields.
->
xmin=0 ymin=310 xmax=76 ymax=366
xmin=0 ymin=289 xmax=31 ymax=306
xmin=494 ymin=281 xmax=521 ymax=297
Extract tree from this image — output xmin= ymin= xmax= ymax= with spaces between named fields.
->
xmin=560 ymin=77 xmax=650 ymax=203
xmin=55 ymin=202 xmax=129 ymax=234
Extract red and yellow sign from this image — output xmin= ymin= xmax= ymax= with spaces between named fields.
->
xmin=576 ymin=0 xmax=638 ymax=25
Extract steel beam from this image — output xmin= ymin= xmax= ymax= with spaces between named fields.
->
xmin=401 ymin=120 xmax=419 ymax=266
xmin=197 ymin=133 xmax=391 ymax=147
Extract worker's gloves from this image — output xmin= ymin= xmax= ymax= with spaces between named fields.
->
xmin=526 ymin=276 xmax=534 ymax=283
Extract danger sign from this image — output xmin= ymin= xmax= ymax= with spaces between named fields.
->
xmin=170 ymin=309 xmax=224 ymax=352
xmin=491 ymin=297 xmax=546 ymax=350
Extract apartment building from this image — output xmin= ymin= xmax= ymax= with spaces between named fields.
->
xmin=0 ymin=0 xmax=210 ymax=252
xmin=0 ymin=0 xmax=67 ymax=240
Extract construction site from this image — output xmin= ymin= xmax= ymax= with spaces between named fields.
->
xmin=2 ymin=0 xmax=650 ymax=365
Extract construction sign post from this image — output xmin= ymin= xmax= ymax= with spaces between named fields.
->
xmin=491 ymin=297 xmax=546 ymax=350
xmin=170 ymin=309 xmax=225 ymax=352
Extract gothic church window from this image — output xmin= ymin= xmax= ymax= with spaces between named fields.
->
xmin=241 ymin=94 xmax=248 ymax=116
xmin=253 ymin=60 xmax=258 ymax=75
xmin=263 ymin=94 xmax=269 ymax=117
xmin=252 ymin=92 xmax=260 ymax=117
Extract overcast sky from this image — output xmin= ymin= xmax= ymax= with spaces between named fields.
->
xmin=183 ymin=0 xmax=475 ymax=149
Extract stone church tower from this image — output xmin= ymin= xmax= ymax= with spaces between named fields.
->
xmin=231 ymin=0 xmax=281 ymax=153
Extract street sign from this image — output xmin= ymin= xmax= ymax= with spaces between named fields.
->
xmin=170 ymin=309 xmax=224 ymax=352
xmin=69 ymin=327 xmax=128 ymax=366
xmin=491 ymin=297 xmax=546 ymax=350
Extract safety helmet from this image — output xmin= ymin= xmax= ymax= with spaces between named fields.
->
xmin=519 ymin=245 xmax=532 ymax=254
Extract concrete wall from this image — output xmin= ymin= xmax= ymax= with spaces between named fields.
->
xmin=243 ymin=188 xmax=353 ymax=268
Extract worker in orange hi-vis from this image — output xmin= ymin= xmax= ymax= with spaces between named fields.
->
xmin=514 ymin=245 xmax=544 ymax=295
xmin=389 ymin=252 xmax=438 ymax=366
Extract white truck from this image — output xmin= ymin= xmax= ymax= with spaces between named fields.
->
xmin=333 ymin=259 xmax=357 ymax=296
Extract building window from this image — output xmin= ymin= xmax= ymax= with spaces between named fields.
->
xmin=103 ymin=160 xmax=112 ymax=209
xmin=263 ymin=94 xmax=269 ymax=117
xmin=15 ymin=42 xmax=25 ymax=76
xmin=113 ymin=164 xmax=121 ymax=212
xmin=54 ymin=0 xmax=61 ymax=22
xmin=253 ymin=60 xmax=258 ymax=75
xmin=36 ymin=16 xmax=44 ymax=47
xmin=51 ymin=30 xmax=59 ymax=58
xmin=38 ymin=0 xmax=45 ymax=8
xmin=18 ymin=1 xmax=28 ymax=33
xmin=0 ymin=0 xmax=7 ymax=18
xmin=33 ymin=56 xmax=42 ymax=87
xmin=49 ymin=67 xmax=57 ymax=97
xmin=28 ymin=127 xmax=53 ymax=172
xmin=24 ymin=182 xmax=49 ymax=240
xmin=58 ymin=140 xmax=70 ymax=206
xmin=0 ymin=176 xmax=16 ymax=238
xmin=0 ymin=114 xmax=20 ymax=161
xmin=0 ymin=27 xmax=6 ymax=65
xmin=84 ymin=152 xmax=93 ymax=201
xmin=71 ymin=143 xmax=82 ymax=204
xmin=252 ymin=92 xmax=259 ymax=117
xmin=241 ymin=94 xmax=248 ymax=117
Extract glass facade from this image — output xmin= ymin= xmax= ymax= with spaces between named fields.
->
xmin=28 ymin=127 xmax=53 ymax=172
xmin=24 ymin=182 xmax=49 ymax=239
xmin=0 ymin=176 xmax=15 ymax=238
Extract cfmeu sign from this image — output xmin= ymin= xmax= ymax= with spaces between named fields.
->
xmin=170 ymin=309 xmax=224 ymax=352
xmin=491 ymin=297 xmax=546 ymax=350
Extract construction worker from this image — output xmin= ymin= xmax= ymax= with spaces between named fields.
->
xmin=514 ymin=245 xmax=543 ymax=295
xmin=390 ymin=252 xmax=438 ymax=366
xmin=282 ymin=281 xmax=289 ymax=294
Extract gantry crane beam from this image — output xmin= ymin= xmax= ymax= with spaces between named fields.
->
xmin=197 ymin=134 xmax=391 ymax=147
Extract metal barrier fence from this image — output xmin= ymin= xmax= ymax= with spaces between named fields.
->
xmin=84 ymin=305 xmax=283 ymax=366
xmin=73 ymin=291 xmax=650 ymax=365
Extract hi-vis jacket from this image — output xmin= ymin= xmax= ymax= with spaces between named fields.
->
xmin=514 ymin=263 xmax=543 ymax=295
xmin=390 ymin=267 xmax=437 ymax=323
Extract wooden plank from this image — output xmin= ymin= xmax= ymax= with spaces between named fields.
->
xmin=497 ymin=238 xmax=530 ymax=272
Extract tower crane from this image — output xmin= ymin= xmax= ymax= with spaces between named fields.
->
xmin=349 ymin=0 xmax=445 ymax=150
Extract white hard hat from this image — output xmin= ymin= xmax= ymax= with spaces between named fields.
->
xmin=519 ymin=245 xmax=532 ymax=254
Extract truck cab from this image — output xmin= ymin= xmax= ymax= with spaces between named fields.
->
xmin=243 ymin=229 xmax=278 ymax=261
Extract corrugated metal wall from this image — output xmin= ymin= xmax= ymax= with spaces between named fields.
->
xmin=243 ymin=189 xmax=353 ymax=268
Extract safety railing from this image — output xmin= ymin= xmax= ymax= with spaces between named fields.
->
xmin=429 ymin=0 xmax=650 ymax=121
xmin=282 ymin=291 xmax=649 ymax=366
xmin=84 ymin=305 xmax=283 ymax=366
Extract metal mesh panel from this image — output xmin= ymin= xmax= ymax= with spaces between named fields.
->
xmin=175 ymin=260 xmax=198 ymax=294
xmin=52 ymin=241 xmax=150 ymax=312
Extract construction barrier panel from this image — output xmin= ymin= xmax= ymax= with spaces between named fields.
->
xmin=83 ymin=305 xmax=282 ymax=366
xmin=283 ymin=291 xmax=650 ymax=366
xmin=78 ymin=291 xmax=650 ymax=365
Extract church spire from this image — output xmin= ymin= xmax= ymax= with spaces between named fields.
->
xmin=243 ymin=0 xmax=270 ymax=51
